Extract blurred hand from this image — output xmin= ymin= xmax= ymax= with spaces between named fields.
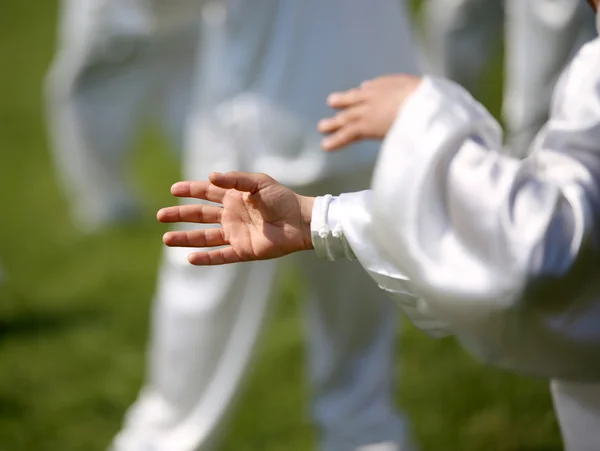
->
xmin=158 ymin=172 xmax=315 ymax=265
xmin=318 ymin=74 xmax=422 ymax=151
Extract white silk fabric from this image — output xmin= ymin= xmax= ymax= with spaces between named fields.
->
xmin=314 ymin=38 xmax=600 ymax=381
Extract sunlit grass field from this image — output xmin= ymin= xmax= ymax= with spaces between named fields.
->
xmin=0 ymin=1 xmax=562 ymax=450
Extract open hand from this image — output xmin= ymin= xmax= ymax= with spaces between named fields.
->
xmin=157 ymin=172 xmax=315 ymax=265
xmin=318 ymin=74 xmax=422 ymax=151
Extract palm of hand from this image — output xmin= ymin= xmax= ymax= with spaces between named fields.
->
xmin=220 ymin=185 xmax=308 ymax=261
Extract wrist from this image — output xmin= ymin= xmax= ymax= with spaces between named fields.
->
xmin=298 ymin=195 xmax=315 ymax=251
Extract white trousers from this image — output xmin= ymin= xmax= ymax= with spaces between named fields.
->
xmin=422 ymin=0 xmax=597 ymax=157
xmin=45 ymin=0 xmax=198 ymax=232
xmin=49 ymin=2 xmax=410 ymax=449
xmin=551 ymin=380 xmax=600 ymax=451
xmin=111 ymin=167 xmax=406 ymax=451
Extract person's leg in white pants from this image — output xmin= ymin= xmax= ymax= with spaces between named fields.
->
xmin=551 ymin=380 xmax=600 ymax=451
xmin=112 ymin=0 xmax=415 ymax=447
xmin=112 ymin=249 xmax=280 ymax=451
xmin=45 ymin=0 xmax=198 ymax=232
xmin=421 ymin=0 xmax=504 ymax=92
xmin=296 ymin=172 xmax=406 ymax=451
xmin=422 ymin=0 xmax=596 ymax=158
xmin=502 ymin=0 xmax=597 ymax=157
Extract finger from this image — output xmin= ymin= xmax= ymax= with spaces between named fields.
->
xmin=163 ymin=228 xmax=227 ymax=248
xmin=157 ymin=204 xmax=222 ymax=224
xmin=187 ymin=247 xmax=243 ymax=266
xmin=321 ymin=123 xmax=365 ymax=151
xmin=209 ymin=171 xmax=273 ymax=194
xmin=361 ymin=76 xmax=394 ymax=89
xmin=376 ymin=74 xmax=414 ymax=84
xmin=171 ymin=181 xmax=227 ymax=203
xmin=318 ymin=106 xmax=367 ymax=134
xmin=317 ymin=117 xmax=342 ymax=134
xmin=360 ymin=78 xmax=375 ymax=88
xmin=327 ymin=88 xmax=365 ymax=109
xmin=364 ymin=74 xmax=419 ymax=90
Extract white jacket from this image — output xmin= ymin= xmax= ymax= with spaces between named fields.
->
xmin=312 ymin=36 xmax=600 ymax=381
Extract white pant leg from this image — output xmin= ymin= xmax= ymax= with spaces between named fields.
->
xmin=153 ymin=27 xmax=199 ymax=153
xmin=46 ymin=0 xmax=149 ymax=231
xmin=421 ymin=0 xmax=504 ymax=91
xmin=295 ymin=171 xmax=406 ymax=451
xmin=110 ymin=78 xmax=280 ymax=449
xmin=503 ymin=0 xmax=597 ymax=158
xmin=113 ymin=5 xmax=404 ymax=446
xmin=301 ymin=261 xmax=404 ymax=451
xmin=298 ymin=255 xmax=404 ymax=451
xmin=551 ymin=380 xmax=600 ymax=451
xmin=111 ymin=245 xmax=280 ymax=451
xmin=46 ymin=0 xmax=198 ymax=232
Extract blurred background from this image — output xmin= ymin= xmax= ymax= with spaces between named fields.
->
xmin=0 ymin=0 xmax=562 ymax=450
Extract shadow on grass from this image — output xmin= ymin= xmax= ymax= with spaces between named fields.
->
xmin=0 ymin=393 xmax=25 ymax=417
xmin=0 ymin=307 xmax=104 ymax=341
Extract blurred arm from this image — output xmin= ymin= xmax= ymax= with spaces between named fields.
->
xmin=313 ymin=39 xmax=600 ymax=377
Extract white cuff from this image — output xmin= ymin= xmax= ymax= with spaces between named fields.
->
xmin=311 ymin=195 xmax=356 ymax=261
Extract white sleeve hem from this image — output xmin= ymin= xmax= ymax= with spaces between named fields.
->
xmin=311 ymin=195 xmax=356 ymax=261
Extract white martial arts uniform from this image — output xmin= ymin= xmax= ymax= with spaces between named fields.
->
xmin=110 ymin=1 xmax=420 ymax=451
xmin=422 ymin=0 xmax=597 ymax=158
xmin=312 ymin=31 xmax=600 ymax=451
xmin=46 ymin=0 xmax=200 ymax=232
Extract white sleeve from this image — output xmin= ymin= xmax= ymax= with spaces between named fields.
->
xmin=368 ymin=40 xmax=600 ymax=380
xmin=311 ymin=191 xmax=453 ymax=338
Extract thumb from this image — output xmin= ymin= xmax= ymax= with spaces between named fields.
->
xmin=209 ymin=171 xmax=274 ymax=194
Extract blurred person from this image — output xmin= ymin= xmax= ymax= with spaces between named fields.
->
xmin=45 ymin=0 xmax=201 ymax=232
xmin=155 ymin=2 xmax=600 ymax=450
xmin=422 ymin=0 xmax=597 ymax=158
xmin=110 ymin=1 xmax=420 ymax=451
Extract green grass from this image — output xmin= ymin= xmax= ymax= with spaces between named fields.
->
xmin=0 ymin=1 xmax=561 ymax=450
